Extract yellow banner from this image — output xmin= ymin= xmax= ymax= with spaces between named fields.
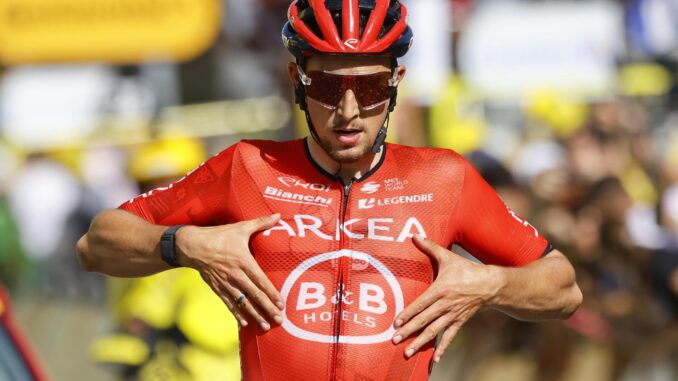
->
xmin=0 ymin=0 xmax=221 ymax=65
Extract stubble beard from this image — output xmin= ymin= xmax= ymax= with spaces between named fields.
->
xmin=318 ymin=134 xmax=373 ymax=163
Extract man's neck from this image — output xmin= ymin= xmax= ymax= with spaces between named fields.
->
xmin=307 ymin=138 xmax=382 ymax=183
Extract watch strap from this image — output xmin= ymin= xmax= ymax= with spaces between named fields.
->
xmin=160 ymin=225 xmax=185 ymax=267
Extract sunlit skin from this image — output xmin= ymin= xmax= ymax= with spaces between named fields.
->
xmin=288 ymin=55 xmax=406 ymax=181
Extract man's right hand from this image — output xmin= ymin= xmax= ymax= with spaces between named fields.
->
xmin=175 ymin=213 xmax=284 ymax=331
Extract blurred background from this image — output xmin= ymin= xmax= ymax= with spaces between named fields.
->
xmin=0 ymin=0 xmax=676 ymax=380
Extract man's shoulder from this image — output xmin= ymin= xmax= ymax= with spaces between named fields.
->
xmin=386 ymin=143 xmax=466 ymax=166
xmin=212 ymin=139 xmax=303 ymax=163
xmin=233 ymin=139 xmax=303 ymax=154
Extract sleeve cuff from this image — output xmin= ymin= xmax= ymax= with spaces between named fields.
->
xmin=540 ymin=242 xmax=554 ymax=258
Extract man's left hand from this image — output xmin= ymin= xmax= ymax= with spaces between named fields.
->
xmin=391 ymin=234 xmax=502 ymax=363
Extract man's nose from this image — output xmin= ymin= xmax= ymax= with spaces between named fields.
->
xmin=336 ymin=89 xmax=360 ymax=121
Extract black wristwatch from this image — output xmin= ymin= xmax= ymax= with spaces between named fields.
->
xmin=160 ymin=225 xmax=185 ymax=267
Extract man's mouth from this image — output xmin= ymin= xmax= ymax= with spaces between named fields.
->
xmin=333 ymin=128 xmax=363 ymax=144
xmin=335 ymin=129 xmax=361 ymax=135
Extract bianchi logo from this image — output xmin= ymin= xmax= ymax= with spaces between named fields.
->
xmin=280 ymin=250 xmax=404 ymax=344
xmin=360 ymin=182 xmax=380 ymax=194
xmin=358 ymin=193 xmax=434 ymax=210
xmin=264 ymin=186 xmax=333 ymax=207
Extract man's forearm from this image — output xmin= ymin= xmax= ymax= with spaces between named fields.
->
xmin=486 ymin=250 xmax=582 ymax=321
xmin=76 ymin=209 xmax=171 ymax=277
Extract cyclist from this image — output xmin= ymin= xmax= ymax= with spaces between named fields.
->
xmin=77 ymin=1 xmax=582 ymax=380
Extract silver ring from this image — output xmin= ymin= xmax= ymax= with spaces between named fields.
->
xmin=236 ymin=293 xmax=247 ymax=308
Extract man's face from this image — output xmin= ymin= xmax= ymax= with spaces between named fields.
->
xmin=289 ymin=55 xmax=406 ymax=163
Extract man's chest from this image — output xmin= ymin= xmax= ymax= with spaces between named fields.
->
xmin=231 ymin=170 xmax=456 ymax=293
xmin=238 ymin=173 xmax=454 ymax=252
xmin=220 ymin=146 xmax=463 ymax=347
xmin=236 ymin=172 xmax=452 ymax=343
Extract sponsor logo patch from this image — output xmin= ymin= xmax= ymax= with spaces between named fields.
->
xmin=360 ymin=181 xmax=380 ymax=194
xmin=280 ymin=250 xmax=404 ymax=344
xmin=384 ymin=177 xmax=409 ymax=191
xmin=344 ymin=38 xmax=359 ymax=50
xmin=278 ymin=177 xmax=331 ymax=192
xmin=263 ymin=215 xmax=427 ymax=243
xmin=358 ymin=193 xmax=434 ymax=210
xmin=263 ymin=186 xmax=333 ymax=207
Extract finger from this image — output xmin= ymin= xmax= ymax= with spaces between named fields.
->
xmin=393 ymin=299 xmax=446 ymax=343
xmin=244 ymin=260 xmax=285 ymax=310
xmin=223 ymin=278 xmax=272 ymax=331
xmin=243 ymin=213 xmax=281 ymax=235
xmin=217 ymin=289 xmax=249 ymax=328
xmin=394 ymin=288 xmax=442 ymax=328
xmin=412 ymin=234 xmax=447 ymax=263
xmin=403 ymin=314 xmax=454 ymax=359
xmin=433 ymin=323 xmax=462 ymax=363
xmin=233 ymin=267 xmax=283 ymax=324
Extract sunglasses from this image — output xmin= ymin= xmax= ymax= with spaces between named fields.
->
xmin=297 ymin=66 xmax=398 ymax=110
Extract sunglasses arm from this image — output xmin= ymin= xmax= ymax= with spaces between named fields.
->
xmin=297 ymin=66 xmax=312 ymax=86
xmin=388 ymin=69 xmax=399 ymax=87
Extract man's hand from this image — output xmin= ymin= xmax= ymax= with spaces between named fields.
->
xmin=391 ymin=235 xmax=501 ymax=363
xmin=176 ymin=214 xmax=284 ymax=331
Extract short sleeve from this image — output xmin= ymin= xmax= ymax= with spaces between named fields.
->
xmin=119 ymin=143 xmax=239 ymax=226
xmin=454 ymin=159 xmax=551 ymax=266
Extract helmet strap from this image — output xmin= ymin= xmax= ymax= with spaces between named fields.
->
xmin=295 ymin=84 xmax=309 ymax=111
xmin=370 ymin=114 xmax=389 ymax=154
xmin=294 ymin=57 xmax=309 ymax=111
xmin=387 ymin=58 xmax=399 ymax=112
xmin=294 ymin=57 xmax=322 ymax=146
xmin=372 ymin=58 xmax=399 ymax=153
xmin=304 ymin=110 xmax=322 ymax=147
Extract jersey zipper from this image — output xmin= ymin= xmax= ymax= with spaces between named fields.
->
xmin=330 ymin=179 xmax=353 ymax=381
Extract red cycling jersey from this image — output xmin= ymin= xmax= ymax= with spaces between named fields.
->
xmin=120 ymin=139 xmax=551 ymax=381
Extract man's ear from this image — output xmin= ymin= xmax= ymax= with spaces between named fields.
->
xmin=288 ymin=62 xmax=300 ymax=87
xmin=394 ymin=64 xmax=407 ymax=87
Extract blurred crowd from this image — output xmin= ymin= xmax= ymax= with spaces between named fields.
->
xmin=0 ymin=0 xmax=677 ymax=380
xmin=445 ymin=91 xmax=678 ymax=381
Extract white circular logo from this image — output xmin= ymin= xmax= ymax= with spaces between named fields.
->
xmin=280 ymin=249 xmax=404 ymax=344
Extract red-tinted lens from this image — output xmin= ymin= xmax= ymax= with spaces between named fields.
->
xmin=305 ymin=71 xmax=393 ymax=109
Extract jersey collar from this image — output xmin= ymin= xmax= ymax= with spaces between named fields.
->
xmin=303 ymin=138 xmax=387 ymax=184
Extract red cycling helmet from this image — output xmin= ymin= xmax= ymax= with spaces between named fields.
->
xmin=282 ymin=0 xmax=413 ymax=59
xmin=283 ymin=0 xmax=413 ymax=154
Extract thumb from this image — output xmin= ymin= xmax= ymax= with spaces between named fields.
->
xmin=244 ymin=213 xmax=281 ymax=234
xmin=412 ymin=234 xmax=445 ymax=263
